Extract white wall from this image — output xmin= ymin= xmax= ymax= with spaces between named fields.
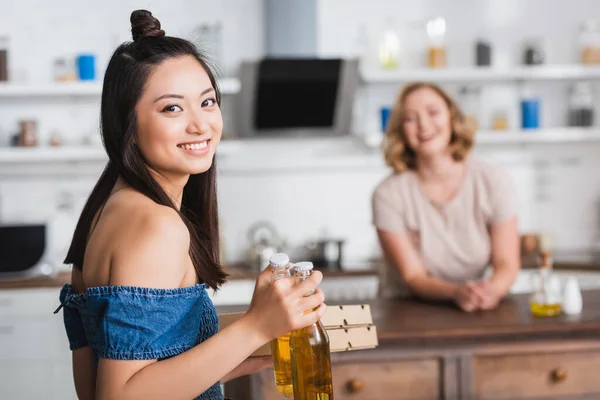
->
xmin=3 ymin=0 xmax=600 ymax=269
xmin=0 ymin=0 xmax=264 ymax=146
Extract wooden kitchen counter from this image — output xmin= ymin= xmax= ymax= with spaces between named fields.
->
xmin=225 ymin=291 xmax=600 ymax=400
xmin=0 ymin=263 xmax=376 ymax=290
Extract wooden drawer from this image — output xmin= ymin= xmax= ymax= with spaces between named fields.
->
xmin=331 ymin=359 xmax=440 ymax=400
xmin=473 ymin=350 xmax=600 ymax=399
xmin=251 ymin=359 xmax=440 ymax=400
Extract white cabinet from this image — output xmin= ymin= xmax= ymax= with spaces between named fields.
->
xmin=209 ymin=275 xmax=379 ymax=306
xmin=0 ymin=288 xmax=76 ymax=400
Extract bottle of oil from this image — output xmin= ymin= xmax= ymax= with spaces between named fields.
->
xmin=530 ymin=250 xmax=562 ymax=317
xmin=268 ymin=253 xmax=293 ymax=397
xmin=289 ymin=261 xmax=333 ymax=400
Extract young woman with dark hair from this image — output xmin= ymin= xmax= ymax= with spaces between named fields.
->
xmin=56 ymin=10 xmax=326 ymax=400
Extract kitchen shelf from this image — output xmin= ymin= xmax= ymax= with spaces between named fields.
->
xmin=476 ymin=127 xmax=600 ymax=144
xmin=0 ymin=140 xmax=245 ymax=163
xmin=0 ymin=77 xmax=241 ymax=97
xmin=361 ymin=64 xmax=600 ymax=84
xmin=363 ymin=127 xmax=600 ymax=148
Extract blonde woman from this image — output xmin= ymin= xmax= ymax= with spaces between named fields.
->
xmin=372 ymin=82 xmax=520 ymax=312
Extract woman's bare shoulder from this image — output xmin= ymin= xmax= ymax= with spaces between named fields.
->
xmin=92 ymin=188 xmax=190 ymax=288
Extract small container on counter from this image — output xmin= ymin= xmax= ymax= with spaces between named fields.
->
xmin=530 ymin=250 xmax=562 ymax=318
xmin=568 ymin=81 xmax=595 ymax=127
xmin=562 ymin=277 xmax=583 ymax=315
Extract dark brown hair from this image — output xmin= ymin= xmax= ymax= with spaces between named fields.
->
xmin=64 ymin=10 xmax=227 ymax=290
xmin=383 ymin=81 xmax=475 ymax=173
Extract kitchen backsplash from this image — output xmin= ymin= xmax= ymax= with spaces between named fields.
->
xmin=2 ymin=0 xmax=600 ymax=266
xmin=2 ymin=139 xmax=600 ymax=268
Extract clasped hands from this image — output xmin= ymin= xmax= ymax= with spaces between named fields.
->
xmin=454 ymin=280 xmax=501 ymax=312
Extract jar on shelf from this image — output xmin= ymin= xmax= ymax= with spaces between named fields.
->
xmin=492 ymin=110 xmax=509 ymax=131
xmin=568 ymin=81 xmax=594 ymax=127
xmin=0 ymin=35 xmax=8 ymax=81
xmin=579 ymin=20 xmax=600 ymax=65
xmin=523 ymin=38 xmax=545 ymax=65
xmin=426 ymin=17 xmax=446 ymax=68
xmin=54 ymin=57 xmax=76 ymax=82
xmin=458 ymin=85 xmax=481 ymax=130
xmin=18 ymin=120 xmax=38 ymax=147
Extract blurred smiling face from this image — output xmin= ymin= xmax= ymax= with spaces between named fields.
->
xmin=134 ymin=55 xmax=222 ymax=178
xmin=401 ymin=87 xmax=452 ymax=158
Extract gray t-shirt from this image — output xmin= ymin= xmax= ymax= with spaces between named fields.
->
xmin=372 ymin=158 xmax=516 ymax=298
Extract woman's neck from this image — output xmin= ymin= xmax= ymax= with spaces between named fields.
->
xmin=114 ymin=171 xmax=189 ymax=210
xmin=416 ymin=154 xmax=465 ymax=183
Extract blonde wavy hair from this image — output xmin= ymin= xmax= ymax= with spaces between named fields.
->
xmin=383 ymin=82 xmax=475 ymax=173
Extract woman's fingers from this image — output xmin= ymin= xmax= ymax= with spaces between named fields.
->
xmin=292 ymin=270 xmax=323 ymax=297
xmin=296 ymin=303 xmax=328 ymax=328
xmin=297 ymin=289 xmax=325 ymax=313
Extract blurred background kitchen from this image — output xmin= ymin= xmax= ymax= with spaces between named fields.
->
xmin=4 ymin=0 xmax=600 ymax=398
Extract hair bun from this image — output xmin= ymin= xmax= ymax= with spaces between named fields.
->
xmin=130 ymin=10 xmax=165 ymax=41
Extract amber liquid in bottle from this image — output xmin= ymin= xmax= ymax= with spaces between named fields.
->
xmin=269 ymin=253 xmax=293 ymax=396
xmin=290 ymin=321 xmax=333 ymax=400
xmin=271 ymin=333 xmax=293 ymax=396
xmin=290 ymin=262 xmax=333 ymax=400
xmin=530 ymin=250 xmax=562 ymax=317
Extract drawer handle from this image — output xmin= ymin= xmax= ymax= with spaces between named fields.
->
xmin=346 ymin=378 xmax=365 ymax=393
xmin=551 ymin=367 xmax=568 ymax=383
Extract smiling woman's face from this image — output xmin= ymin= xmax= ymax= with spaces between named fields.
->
xmin=401 ymin=87 xmax=452 ymax=159
xmin=135 ymin=55 xmax=222 ymax=179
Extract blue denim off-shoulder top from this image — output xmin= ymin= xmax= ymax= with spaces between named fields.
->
xmin=57 ymin=283 xmax=223 ymax=400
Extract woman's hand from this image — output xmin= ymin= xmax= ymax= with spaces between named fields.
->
xmin=221 ymin=356 xmax=273 ymax=383
xmin=454 ymin=281 xmax=502 ymax=311
xmin=245 ymin=266 xmax=327 ymax=345
xmin=476 ymin=280 xmax=502 ymax=310
xmin=454 ymin=281 xmax=487 ymax=312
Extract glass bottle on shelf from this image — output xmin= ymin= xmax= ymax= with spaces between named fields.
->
xmin=0 ymin=35 xmax=9 ymax=81
xmin=426 ymin=17 xmax=447 ymax=68
xmin=568 ymin=81 xmax=594 ymax=127
xmin=458 ymin=85 xmax=481 ymax=130
xmin=378 ymin=18 xmax=400 ymax=69
xmin=579 ymin=20 xmax=600 ymax=65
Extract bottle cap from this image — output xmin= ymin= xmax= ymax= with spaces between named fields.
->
xmin=269 ymin=253 xmax=289 ymax=268
xmin=293 ymin=261 xmax=314 ymax=272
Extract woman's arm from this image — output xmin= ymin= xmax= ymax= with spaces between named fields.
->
xmin=376 ymin=229 xmax=459 ymax=301
xmin=72 ymin=347 xmax=97 ymax=400
xmin=95 ymin=207 xmax=325 ymax=400
xmin=220 ymin=356 xmax=272 ymax=383
xmin=376 ymin=229 xmax=486 ymax=311
xmin=480 ymin=216 xmax=521 ymax=308
xmin=70 ymin=267 xmax=97 ymax=399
